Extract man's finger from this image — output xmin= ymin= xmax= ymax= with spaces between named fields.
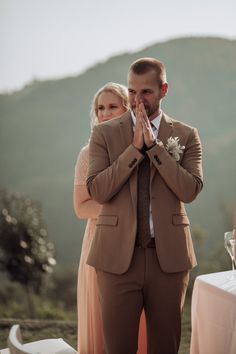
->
xmin=140 ymin=102 xmax=150 ymax=125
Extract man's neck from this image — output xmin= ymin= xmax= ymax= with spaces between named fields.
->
xmin=149 ymin=109 xmax=162 ymax=121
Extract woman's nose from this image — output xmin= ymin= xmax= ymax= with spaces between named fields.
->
xmin=103 ymin=108 xmax=111 ymax=116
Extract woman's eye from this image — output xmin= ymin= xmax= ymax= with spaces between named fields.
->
xmin=98 ymin=106 xmax=104 ymax=110
xmin=110 ymin=105 xmax=118 ymax=109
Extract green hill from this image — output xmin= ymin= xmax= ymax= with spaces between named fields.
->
xmin=1 ymin=37 xmax=236 ymax=264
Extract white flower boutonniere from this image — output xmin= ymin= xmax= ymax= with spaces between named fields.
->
xmin=165 ymin=137 xmax=185 ymax=161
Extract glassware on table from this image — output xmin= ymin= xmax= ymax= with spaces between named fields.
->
xmin=224 ymin=229 xmax=236 ymax=279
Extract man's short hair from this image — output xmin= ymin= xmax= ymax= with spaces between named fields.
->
xmin=129 ymin=57 xmax=167 ymax=87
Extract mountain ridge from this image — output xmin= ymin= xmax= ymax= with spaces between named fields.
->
xmin=1 ymin=36 xmax=236 ymax=264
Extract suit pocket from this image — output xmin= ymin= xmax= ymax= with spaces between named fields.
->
xmin=96 ymin=215 xmax=118 ymax=226
xmin=172 ymin=214 xmax=190 ymax=225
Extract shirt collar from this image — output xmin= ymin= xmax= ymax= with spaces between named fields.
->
xmin=131 ymin=110 xmax=162 ymax=132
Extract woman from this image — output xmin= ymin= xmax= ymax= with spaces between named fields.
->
xmin=73 ymin=82 xmax=147 ymax=354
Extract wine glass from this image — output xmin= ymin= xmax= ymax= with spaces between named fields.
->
xmin=224 ymin=229 xmax=236 ymax=279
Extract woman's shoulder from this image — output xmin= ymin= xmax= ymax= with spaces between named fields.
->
xmin=74 ymin=144 xmax=89 ymax=184
xmin=78 ymin=144 xmax=89 ymax=159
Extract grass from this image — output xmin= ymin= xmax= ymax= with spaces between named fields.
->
xmin=0 ymin=299 xmax=191 ymax=353
xmin=180 ymin=298 xmax=191 ymax=354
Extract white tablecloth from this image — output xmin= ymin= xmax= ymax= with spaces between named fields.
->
xmin=190 ymin=271 xmax=236 ymax=354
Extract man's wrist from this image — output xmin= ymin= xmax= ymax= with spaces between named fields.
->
xmin=146 ymin=138 xmax=163 ymax=150
xmin=132 ymin=143 xmax=144 ymax=153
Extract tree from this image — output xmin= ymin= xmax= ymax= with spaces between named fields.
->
xmin=0 ymin=190 xmax=56 ymax=317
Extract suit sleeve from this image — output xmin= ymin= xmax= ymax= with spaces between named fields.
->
xmin=86 ymin=124 xmax=143 ymax=203
xmin=147 ymin=127 xmax=203 ymax=203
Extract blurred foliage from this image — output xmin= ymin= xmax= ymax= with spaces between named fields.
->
xmin=219 ymin=200 xmax=234 ymax=231
xmin=0 ymin=266 xmax=77 ymax=320
xmin=0 ymin=190 xmax=56 ymax=316
xmin=42 ymin=266 xmax=77 ymax=311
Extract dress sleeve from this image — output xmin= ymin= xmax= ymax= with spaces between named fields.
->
xmin=74 ymin=145 xmax=89 ymax=186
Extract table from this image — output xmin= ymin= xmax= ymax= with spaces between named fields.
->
xmin=190 ymin=271 xmax=236 ymax=354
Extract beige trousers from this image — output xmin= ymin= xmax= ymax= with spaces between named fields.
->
xmin=97 ymin=247 xmax=189 ymax=354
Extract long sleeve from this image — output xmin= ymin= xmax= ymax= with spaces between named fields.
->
xmin=86 ymin=124 xmax=143 ymax=204
xmin=147 ymin=127 xmax=203 ymax=203
xmin=73 ymin=145 xmax=102 ymax=219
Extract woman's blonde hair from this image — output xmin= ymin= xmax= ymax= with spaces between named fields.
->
xmin=90 ymin=82 xmax=129 ymax=129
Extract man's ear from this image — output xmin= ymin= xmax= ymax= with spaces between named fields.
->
xmin=161 ymin=83 xmax=168 ymax=97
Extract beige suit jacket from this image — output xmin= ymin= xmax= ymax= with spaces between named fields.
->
xmin=86 ymin=111 xmax=203 ymax=274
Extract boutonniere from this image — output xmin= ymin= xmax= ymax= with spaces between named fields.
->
xmin=165 ymin=137 xmax=185 ymax=161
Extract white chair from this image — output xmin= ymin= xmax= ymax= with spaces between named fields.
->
xmin=0 ymin=324 xmax=78 ymax=354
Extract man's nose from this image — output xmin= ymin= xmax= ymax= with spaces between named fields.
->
xmin=135 ymin=94 xmax=143 ymax=104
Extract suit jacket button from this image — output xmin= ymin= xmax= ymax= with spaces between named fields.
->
xmin=154 ymin=155 xmax=162 ymax=165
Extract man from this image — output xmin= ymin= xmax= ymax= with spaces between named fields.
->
xmin=86 ymin=58 xmax=203 ymax=354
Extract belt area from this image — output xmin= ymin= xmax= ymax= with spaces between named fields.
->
xmin=135 ymin=238 xmax=156 ymax=248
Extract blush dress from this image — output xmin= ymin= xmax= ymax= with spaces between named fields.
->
xmin=74 ymin=144 xmax=147 ymax=354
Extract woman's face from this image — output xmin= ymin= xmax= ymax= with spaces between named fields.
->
xmin=97 ymin=91 xmax=127 ymax=123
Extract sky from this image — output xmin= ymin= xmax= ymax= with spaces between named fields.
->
xmin=0 ymin=0 xmax=236 ymax=93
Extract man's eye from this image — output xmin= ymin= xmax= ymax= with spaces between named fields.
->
xmin=128 ymin=90 xmax=135 ymax=94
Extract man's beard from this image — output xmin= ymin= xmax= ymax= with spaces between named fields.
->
xmin=144 ymin=105 xmax=153 ymax=117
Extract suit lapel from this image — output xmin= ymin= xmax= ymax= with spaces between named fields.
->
xmin=118 ymin=111 xmax=138 ymax=209
xmin=150 ymin=112 xmax=173 ymax=181
xmin=118 ymin=110 xmax=133 ymax=148
xmin=158 ymin=112 xmax=173 ymax=144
